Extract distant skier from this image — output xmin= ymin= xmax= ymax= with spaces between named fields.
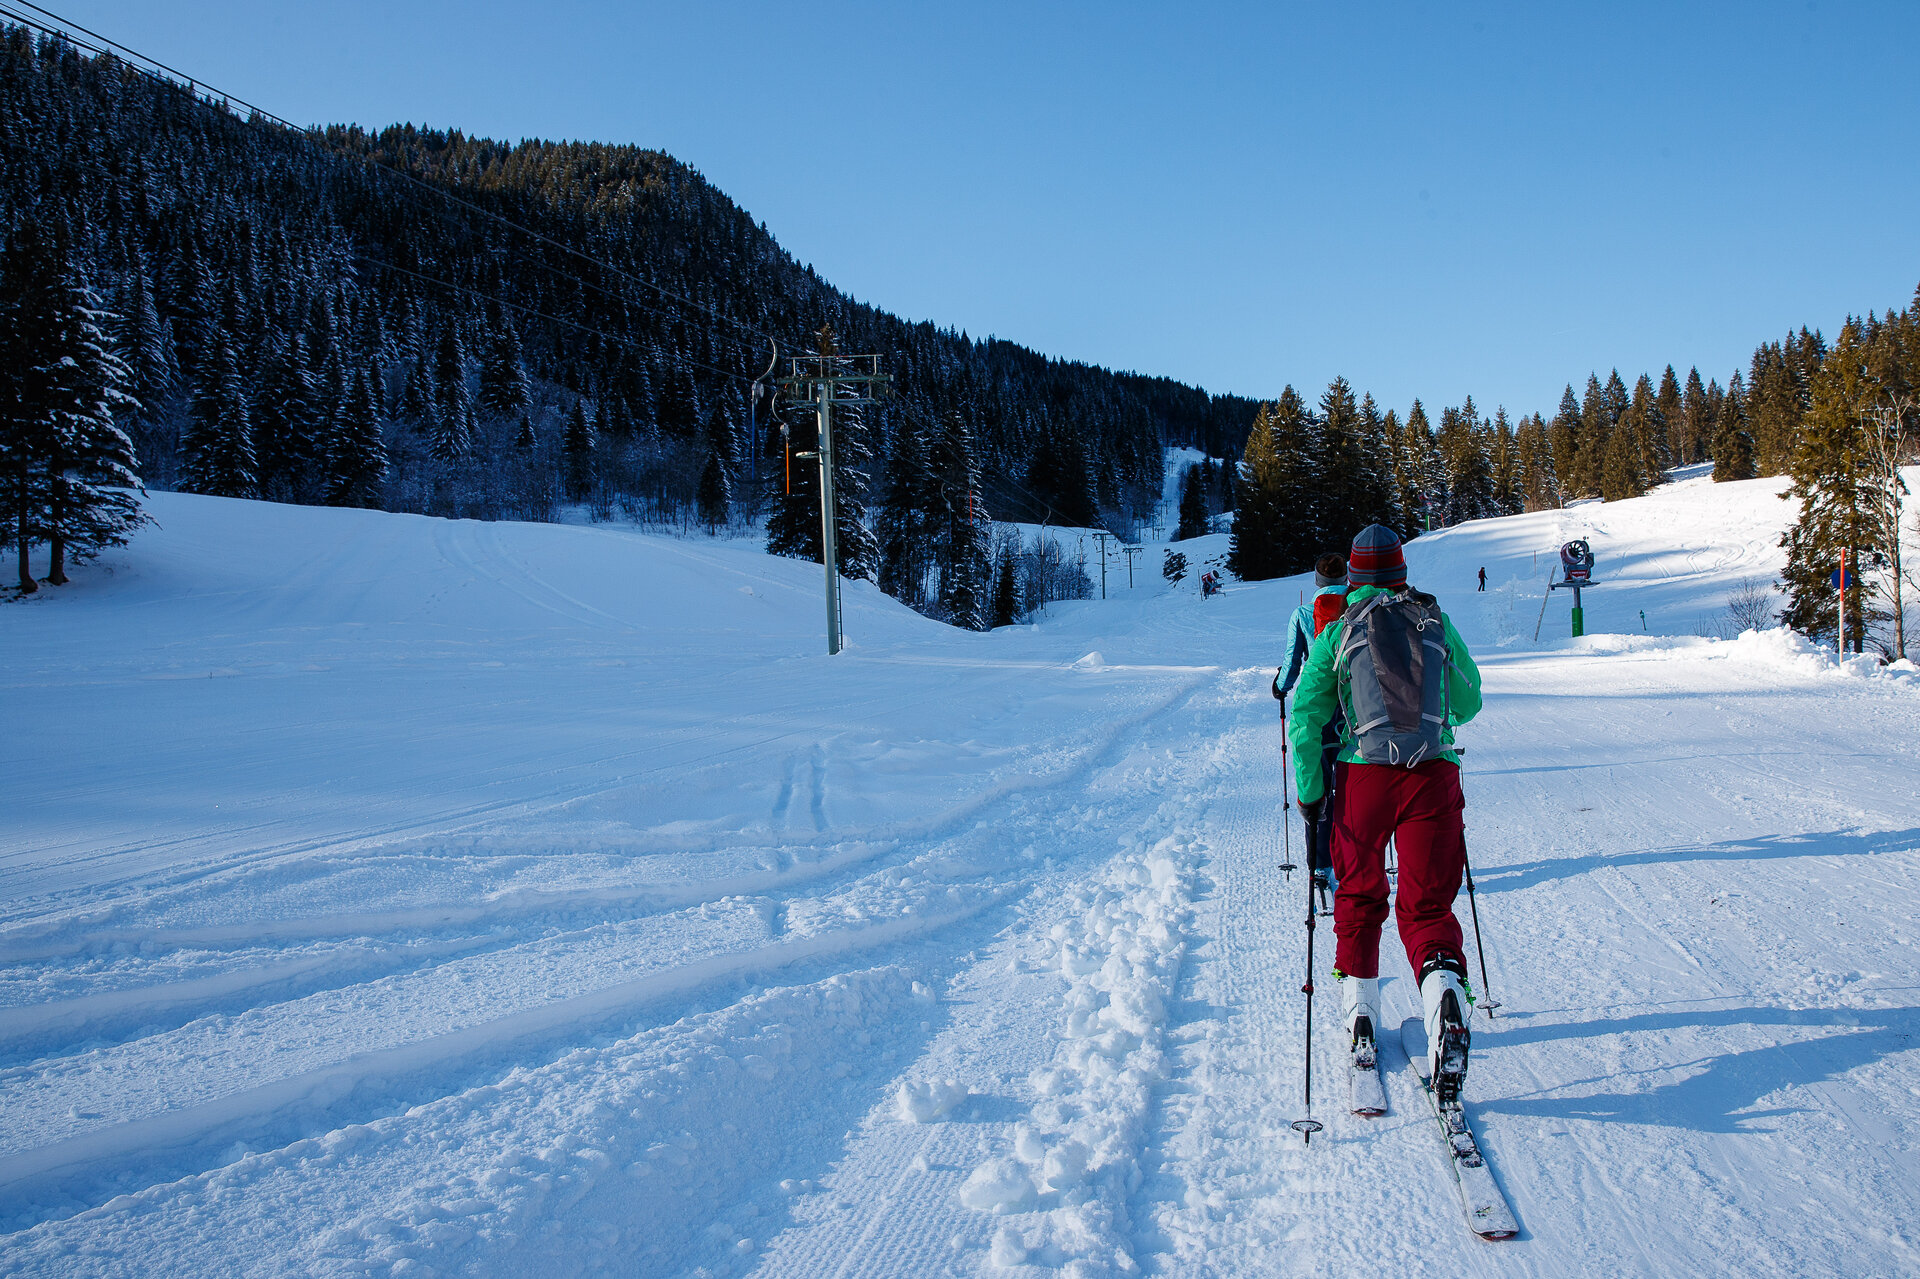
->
xmin=1287 ymin=525 xmax=1483 ymax=1101
xmin=1272 ymin=552 xmax=1350 ymax=899
xmin=1476 ymin=567 xmax=1485 ymax=591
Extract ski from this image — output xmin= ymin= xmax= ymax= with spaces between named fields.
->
xmin=1398 ymin=1016 xmax=1519 ymax=1241
xmin=1348 ymin=1028 xmax=1387 ymax=1116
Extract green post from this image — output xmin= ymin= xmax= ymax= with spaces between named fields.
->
xmin=1571 ymin=606 xmax=1584 ymax=638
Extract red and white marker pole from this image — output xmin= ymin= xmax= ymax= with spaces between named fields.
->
xmin=1838 ymin=547 xmax=1848 ymax=656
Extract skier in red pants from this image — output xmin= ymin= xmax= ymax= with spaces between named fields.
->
xmin=1286 ymin=524 xmax=1483 ymax=1098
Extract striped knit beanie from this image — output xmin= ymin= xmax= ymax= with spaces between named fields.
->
xmin=1347 ymin=524 xmax=1407 ymax=586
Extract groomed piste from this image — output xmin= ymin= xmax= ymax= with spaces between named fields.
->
xmin=3 ymin=464 xmax=1918 ymax=1278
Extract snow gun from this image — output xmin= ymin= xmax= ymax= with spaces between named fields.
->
xmin=1559 ymin=540 xmax=1594 ymax=583
xmin=1550 ymin=540 xmax=1598 ymax=637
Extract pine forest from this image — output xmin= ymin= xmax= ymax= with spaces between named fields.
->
xmin=2 ymin=27 xmax=1916 ymax=653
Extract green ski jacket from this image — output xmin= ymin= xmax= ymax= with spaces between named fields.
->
xmin=1287 ymin=584 xmax=1482 ymax=804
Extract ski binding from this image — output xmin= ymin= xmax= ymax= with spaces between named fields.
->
xmin=1348 ymin=1021 xmax=1387 ymax=1116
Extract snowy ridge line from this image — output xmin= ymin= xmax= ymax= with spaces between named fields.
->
xmin=0 ymin=895 xmax=1005 ymax=1227
xmin=959 ymin=820 xmax=1203 ymax=1273
xmin=2 ymin=967 xmax=938 ymax=1279
xmin=0 ymin=670 xmax=1213 ymax=961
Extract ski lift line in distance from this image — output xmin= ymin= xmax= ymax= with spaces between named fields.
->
xmin=362 ymin=255 xmax=773 ymax=390
xmin=0 ymin=0 xmax=795 ymax=353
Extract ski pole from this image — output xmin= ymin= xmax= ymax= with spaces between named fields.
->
xmin=1313 ymin=758 xmax=1334 ymax=916
xmin=1290 ymin=853 xmax=1323 ymax=1145
xmin=1278 ymin=703 xmax=1296 ymax=880
xmin=1461 ymin=839 xmax=1501 ymax=1018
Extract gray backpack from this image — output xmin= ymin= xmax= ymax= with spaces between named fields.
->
xmin=1336 ymin=589 xmax=1452 ymax=767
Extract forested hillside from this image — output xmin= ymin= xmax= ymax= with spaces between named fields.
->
xmin=0 ymin=27 xmax=1257 ymax=615
xmin=1226 ymin=299 xmax=1919 ymax=664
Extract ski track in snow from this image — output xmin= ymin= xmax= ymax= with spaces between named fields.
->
xmin=2 ymin=471 xmax=1919 ymax=1277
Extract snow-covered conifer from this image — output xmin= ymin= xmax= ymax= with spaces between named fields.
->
xmin=876 ymin=412 xmax=931 ymax=608
xmin=932 ymin=408 xmax=991 ymax=630
xmin=431 ymin=326 xmax=472 ymax=462
xmin=181 ymin=338 xmax=256 ymax=499
xmin=478 ymin=318 xmax=532 ymax=421
xmin=0 ymin=219 xmax=144 ymax=589
xmin=252 ymin=332 xmax=320 ymax=501
xmin=696 ymin=400 xmax=733 ymax=531
xmin=564 ymin=399 xmax=596 ymax=501
xmin=1779 ymin=326 xmax=1882 ymax=646
xmin=327 ymin=365 xmax=387 ymax=508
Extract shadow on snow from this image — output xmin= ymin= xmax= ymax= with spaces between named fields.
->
xmin=1481 ymin=1003 xmax=1920 ymax=1133
xmin=1473 ymin=826 xmax=1920 ymax=896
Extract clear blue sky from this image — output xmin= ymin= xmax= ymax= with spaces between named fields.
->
xmin=47 ymin=0 xmax=1920 ymax=421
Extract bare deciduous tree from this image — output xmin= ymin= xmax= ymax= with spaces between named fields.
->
xmin=1726 ymin=578 xmax=1777 ymax=634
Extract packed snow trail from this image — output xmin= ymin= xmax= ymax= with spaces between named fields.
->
xmin=2 ymin=472 xmax=1918 ymax=1276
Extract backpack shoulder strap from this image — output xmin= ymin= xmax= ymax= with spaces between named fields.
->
xmin=1335 ymin=593 xmax=1389 ymax=667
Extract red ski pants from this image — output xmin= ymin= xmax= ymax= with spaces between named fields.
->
xmin=1329 ymin=759 xmax=1467 ymax=980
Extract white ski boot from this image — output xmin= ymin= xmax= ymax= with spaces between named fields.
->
xmin=1420 ymin=953 xmax=1471 ymax=1105
xmin=1342 ymin=974 xmax=1380 ymax=1054
xmin=1341 ymin=973 xmax=1387 ymax=1115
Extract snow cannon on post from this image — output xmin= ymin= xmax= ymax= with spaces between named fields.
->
xmin=1549 ymin=539 xmax=1598 ymax=637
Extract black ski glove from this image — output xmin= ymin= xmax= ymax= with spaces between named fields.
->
xmin=1271 ymin=668 xmax=1286 ymax=700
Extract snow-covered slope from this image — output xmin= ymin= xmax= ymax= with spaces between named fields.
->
xmin=2 ymin=475 xmax=1917 ymax=1278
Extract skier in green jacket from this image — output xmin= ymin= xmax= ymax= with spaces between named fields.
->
xmin=1287 ymin=524 xmax=1484 ymax=1098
